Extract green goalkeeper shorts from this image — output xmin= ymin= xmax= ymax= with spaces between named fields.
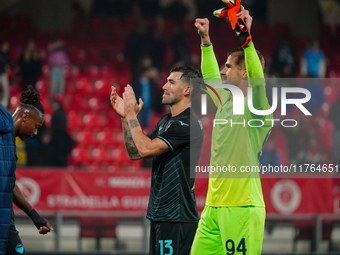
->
xmin=191 ymin=206 xmax=265 ymax=255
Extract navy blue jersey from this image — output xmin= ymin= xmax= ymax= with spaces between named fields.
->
xmin=0 ymin=104 xmax=16 ymax=255
xmin=146 ymin=108 xmax=203 ymax=222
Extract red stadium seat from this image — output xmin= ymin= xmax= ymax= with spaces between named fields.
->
xmin=74 ymin=78 xmax=93 ymax=95
xmin=94 ymin=79 xmax=111 ymax=96
xmin=87 ymin=97 xmax=103 ymax=111
xmin=70 ymin=146 xmax=91 ymax=167
xmin=68 ymin=111 xmax=84 ymax=132
xmin=96 ymin=130 xmax=117 ymax=147
xmin=10 ymin=94 xmax=21 ymax=111
xmin=74 ymin=130 xmax=97 ymax=146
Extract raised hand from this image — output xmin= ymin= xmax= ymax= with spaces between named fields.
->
xmin=123 ymin=85 xmax=144 ymax=119
xmin=110 ymin=86 xmax=125 ymax=118
xmin=195 ymin=18 xmax=211 ymax=46
xmin=236 ymin=9 xmax=252 ymax=34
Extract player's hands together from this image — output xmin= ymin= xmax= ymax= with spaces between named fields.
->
xmin=123 ymin=85 xmax=144 ymax=119
xmin=195 ymin=18 xmax=211 ymax=46
xmin=110 ymin=86 xmax=125 ymax=118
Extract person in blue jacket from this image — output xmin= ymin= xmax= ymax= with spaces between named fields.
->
xmin=0 ymin=85 xmax=53 ymax=255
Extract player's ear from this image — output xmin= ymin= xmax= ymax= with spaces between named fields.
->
xmin=184 ymin=85 xmax=191 ymax=96
xmin=22 ymin=112 xmax=30 ymax=122
xmin=22 ymin=111 xmax=30 ymax=123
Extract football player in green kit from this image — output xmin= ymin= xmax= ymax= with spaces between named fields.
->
xmin=191 ymin=1 xmax=273 ymax=254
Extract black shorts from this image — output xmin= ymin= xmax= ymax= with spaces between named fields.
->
xmin=6 ymin=222 xmax=25 ymax=255
xmin=149 ymin=221 xmax=198 ymax=255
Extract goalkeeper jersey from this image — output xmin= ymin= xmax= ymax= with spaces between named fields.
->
xmin=201 ymin=43 xmax=273 ymax=207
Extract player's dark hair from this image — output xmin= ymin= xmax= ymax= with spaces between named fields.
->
xmin=170 ymin=66 xmax=203 ymax=97
xmin=20 ymin=85 xmax=45 ymax=114
xmin=227 ymin=47 xmax=265 ymax=70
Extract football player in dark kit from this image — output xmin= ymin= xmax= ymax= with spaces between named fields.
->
xmin=0 ymin=85 xmax=52 ymax=255
xmin=111 ymin=66 xmax=204 ymax=255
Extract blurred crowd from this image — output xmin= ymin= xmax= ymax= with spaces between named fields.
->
xmin=0 ymin=0 xmax=338 ymax=169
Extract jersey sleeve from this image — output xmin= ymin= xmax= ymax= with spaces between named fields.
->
xmin=147 ymin=121 xmax=159 ymax=140
xmin=157 ymin=121 xmax=190 ymax=151
xmin=244 ymin=43 xmax=270 ymax=118
xmin=201 ymin=44 xmax=230 ymax=101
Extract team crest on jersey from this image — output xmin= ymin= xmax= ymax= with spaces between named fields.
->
xmin=15 ymin=243 xmax=24 ymax=254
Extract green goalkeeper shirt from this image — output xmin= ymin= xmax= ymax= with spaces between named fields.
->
xmin=201 ymin=43 xmax=273 ymax=207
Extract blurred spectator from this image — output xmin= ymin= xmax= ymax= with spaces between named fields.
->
xmin=329 ymin=90 xmax=340 ymax=165
xmin=280 ymin=123 xmax=307 ymax=165
xmin=51 ymin=99 xmax=68 ymax=130
xmin=50 ymin=99 xmax=75 ymax=167
xmin=18 ymin=40 xmax=42 ymax=90
xmin=300 ymin=39 xmax=326 ymax=78
xmin=124 ymin=22 xmax=165 ymax=74
xmin=25 ymin=136 xmax=41 ymax=166
xmin=131 ymin=65 xmax=161 ymax=130
xmin=300 ymin=137 xmax=324 ymax=166
xmin=25 ymin=124 xmax=50 ymax=167
xmin=38 ymin=128 xmax=54 ymax=166
xmin=124 ymin=22 xmax=150 ymax=76
xmin=269 ymin=38 xmax=298 ymax=77
xmin=47 ymin=38 xmax=69 ymax=99
xmin=147 ymin=27 xmax=165 ymax=71
xmin=260 ymin=137 xmax=281 ymax=168
xmin=300 ymin=75 xmax=324 ymax=114
xmin=172 ymin=28 xmax=192 ymax=66
xmin=0 ymin=41 xmax=10 ymax=108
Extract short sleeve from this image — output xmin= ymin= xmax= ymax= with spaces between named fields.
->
xmin=157 ymin=121 xmax=190 ymax=151
xmin=147 ymin=122 xmax=159 ymax=140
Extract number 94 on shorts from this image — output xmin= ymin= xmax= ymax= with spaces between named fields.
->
xmin=191 ymin=206 xmax=265 ymax=255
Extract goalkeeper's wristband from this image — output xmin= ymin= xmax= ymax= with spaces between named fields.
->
xmin=28 ymin=209 xmax=48 ymax=229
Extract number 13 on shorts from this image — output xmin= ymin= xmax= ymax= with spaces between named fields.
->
xmin=226 ymin=238 xmax=247 ymax=255
xmin=159 ymin=240 xmax=173 ymax=255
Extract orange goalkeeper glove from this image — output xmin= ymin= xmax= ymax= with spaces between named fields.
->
xmin=213 ymin=0 xmax=251 ymax=48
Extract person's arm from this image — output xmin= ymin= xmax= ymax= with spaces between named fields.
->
xmin=195 ymin=18 xmax=221 ymax=80
xmin=237 ymin=10 xmax=268 ymax=112
xmin=126 ymin=118 xmax=170 ymax=158
xmin=13 ymin=184 xmax=53 ymax=234
xmin=121 ymin=118 xmax=142 ymax=160
xmin=110 ymin=86 xmax=142 ymax=160
xmin=123 ymin=85 xmax=170 ymax=158
xmin=110 ymin=86 xmax=168 ymax=158
xmin=195 ymin=18 xmax=230 ymax=103
xmin=244 ymin=44 xmax=268 ymax=112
